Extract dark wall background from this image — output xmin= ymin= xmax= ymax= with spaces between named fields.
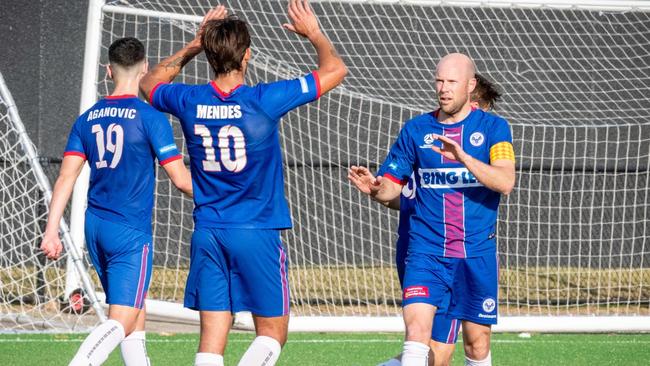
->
xmin=0 ymin=0 xmax=87 ymax=160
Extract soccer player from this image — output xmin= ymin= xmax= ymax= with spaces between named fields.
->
xmin=349 ymin=74 xmax=502 ymax=366
xmin=139 ymin=1 xmax=346 ymax=365
xmin=356 ymin=53 xmax=515 ymax=366
xmin=40 ymin=37 xmax=192 ymax=366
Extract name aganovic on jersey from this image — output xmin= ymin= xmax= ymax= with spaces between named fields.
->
xmin=418 ymin=167 xmax=483 ymax=189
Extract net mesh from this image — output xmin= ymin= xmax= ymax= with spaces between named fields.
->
xmin=0 ymin=75 xmax=100 ymax=332
xmin=95 ymin=0 xmax=650 ymax=318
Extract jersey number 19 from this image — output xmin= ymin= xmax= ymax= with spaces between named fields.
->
xmin=92 ymin=123 xmax=124 ymax=169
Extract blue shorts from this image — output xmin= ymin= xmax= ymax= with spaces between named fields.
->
xmin=401 ymin=251 xmax=498 ymax=325
xmin=85 ymin=211 xmax=152 ymax=309
xmin=396 ymin=236 xmax=461 ymax=343
xmin=184 ymin=228 xmax=290 ymax=317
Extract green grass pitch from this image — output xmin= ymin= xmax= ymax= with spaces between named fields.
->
xmin=1 ymin=332 xmax=648 ymax=365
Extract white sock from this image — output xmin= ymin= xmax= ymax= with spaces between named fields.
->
xmin=237 ymin=335 xmax=282 ymax=366
xmin=401 ymin=341 xmax=429 ymax=366
xmin=377 ymin=357 xmax=402 ymax=366
xmin=465 ymin=352 xmax=492 ymax=366
xmin=120 ymin=331 xmax=150 ymax=366
xmin=195 ymin=352 xmax=224 ymax=366
xmin=69 ymin=319 xmax=125 ymax=366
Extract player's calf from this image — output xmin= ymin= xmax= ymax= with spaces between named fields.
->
xmin=68 ymin=319 xmax=125 ymax=366
xmin=236 ymin=314 xmax=288 ymax=366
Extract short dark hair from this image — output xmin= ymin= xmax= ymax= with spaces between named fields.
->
xmin=201 ymin=15 xmax=251 ymax=77
xmin=472 ymin=73 xmax=501 ymax=110
xmin=108 ymin=37 xmax=145 ymax=67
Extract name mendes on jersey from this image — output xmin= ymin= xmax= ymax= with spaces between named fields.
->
xmin=86 ymin=107 xmax=137 ymax=121
xmin=418 ymin=167 xmax=483 ymax=189
xmin=196 ymin=104 xmax=242 ymax=119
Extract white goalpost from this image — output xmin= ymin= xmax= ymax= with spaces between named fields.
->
xmin=58 ymin=0 xmax=650 ymax=332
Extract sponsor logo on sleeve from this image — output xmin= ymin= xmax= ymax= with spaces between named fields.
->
xmin=299 ymin=76 xmax=309 ymax=93
xmin=159 ymin=144 xmax=177 ymax=154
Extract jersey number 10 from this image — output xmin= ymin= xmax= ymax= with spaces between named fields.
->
xmin=92 ymin=123 xmax=124 ymax=169
xmin=194 ymin=124 xmax=247 ymax=173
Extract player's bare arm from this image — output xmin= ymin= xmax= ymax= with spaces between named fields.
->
xmin=140 ymin=5 xmax=228 ymax=100
xmin=283 ymin=0 xmax=347 ymax=95
xmin=348 ymin=165 xmax=400 ymax=210
xmin=40 ymin=155 xmax=86 ymax=260
xmin=432 ymin=134 xmax=515 ymax=195
xmin=371 ymin=175 xmax=403 ymax=203
xmin=162 ymin=159 xmax=193 ymax=197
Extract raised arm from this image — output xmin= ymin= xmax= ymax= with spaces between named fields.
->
xmin=40 ymin=156 xmax=86 ymax=260
xmin=140 ymin=5 xmax=228 ymax=101
xmin=283 ymin=0 xmax=347 ymax=95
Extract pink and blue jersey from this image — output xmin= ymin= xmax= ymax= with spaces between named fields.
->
xmin=379 ymin=109 xmax=513 ymax=258
xmin=150 ymin=73 xmax=320 ymax=229
xmin=64 ymin=95 xmax=182 ymax=234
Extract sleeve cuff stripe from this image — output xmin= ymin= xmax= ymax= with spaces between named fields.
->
xmin=63 ymin=151 xmax=86 ymax=160
xmin=383 ymin=173 xmax=406 ymax=185
xmin=149 ymin=82 xmax=166 ymax=105
xmin=160 ymin=155 xmax=182 ymax=166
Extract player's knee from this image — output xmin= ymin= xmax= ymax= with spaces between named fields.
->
xmin=254 ymin=319 xmax=288 ymax=346
xmin=405 ymin=322 xmax=432 ymax=343
xmin=463 ymin=337 xmax=490 ymax=360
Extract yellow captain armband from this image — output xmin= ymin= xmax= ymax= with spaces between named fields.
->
xmin=489 ymin=141 xmax=516 ymax=163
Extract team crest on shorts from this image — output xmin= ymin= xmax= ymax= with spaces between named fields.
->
xmin=470 ymin=132 xmax=485 ymax=147
xmin=482 ymin=297 xmax=496 ymax=313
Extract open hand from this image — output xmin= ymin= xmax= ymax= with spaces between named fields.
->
xmin=431 ymin=134 xmax=468 ymax=163
xmin=348 ymin=166 xmax=379 ymax=196
xmin=283 ymin=0 xmax=321 ymax=39
xmin=191 ymin=5 xmax=229 ymax=46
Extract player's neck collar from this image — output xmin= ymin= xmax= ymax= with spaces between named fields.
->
xmin=210 ymin=81 xmax=242 ymax=98
xmin=105 ymin=94 xmax=137 ymax=99
xmin=431 ymin=107 xmax=478 ymax=127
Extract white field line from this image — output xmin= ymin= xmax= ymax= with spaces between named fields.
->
xmin=1 ymin=338 xmax=649 ymax=344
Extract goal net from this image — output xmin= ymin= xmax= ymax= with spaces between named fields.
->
xmin=0 ymin=71 xmax=104 ymax=332
xmin=74 ymin=0 xmax=650 ymax=330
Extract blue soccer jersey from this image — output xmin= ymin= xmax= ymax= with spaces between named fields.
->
xmin=64 ymin=95 xmax=182 ymax=233
xmin=150 ymin=73 xmax=321 ymax=229
xmin=379 ymin=109 xmax=514 ymax=258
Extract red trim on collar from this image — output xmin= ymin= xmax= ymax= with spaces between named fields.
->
xmin=210 ymin=81 xmax=242 ymax=98
xmin=105 ymin=94 xmax=137 ymax=99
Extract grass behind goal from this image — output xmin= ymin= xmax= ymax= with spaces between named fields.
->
xmin=4 ymin=265 xmax=649 ymax=318
xmin=1 ymin=332 xmax=648 ymax=365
